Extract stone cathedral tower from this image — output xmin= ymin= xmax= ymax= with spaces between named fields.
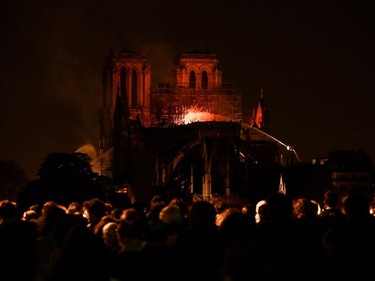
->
xmin=99 ymin=49 xmax=151 ymax=177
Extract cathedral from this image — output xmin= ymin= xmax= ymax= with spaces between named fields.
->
xmin=96 ymin=49 xmax=297 ymax=202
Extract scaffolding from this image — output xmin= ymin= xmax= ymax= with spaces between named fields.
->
xmin=151 ymin=84 xmax=242 ymax=127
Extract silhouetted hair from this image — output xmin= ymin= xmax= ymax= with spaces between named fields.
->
xmin=0 ymin=200 xmax=17 ymax=220
xmin=324 ymin=190 xmax=340 ymax=208
xmin=87 ymin=198 xmax=107 ymax=218
xmin=266 ymin=192 xmax=293 ymax=221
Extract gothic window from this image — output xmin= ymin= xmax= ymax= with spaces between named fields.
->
xmin=132 ymin=69 xmax=138 ymax=106
xmin=120 ymin=69 xmax=127 ymax=98
xmin=202 ymin=71 xmax=208 ymax=89
xmin=189 ymin=70 xmax=196 ymax=89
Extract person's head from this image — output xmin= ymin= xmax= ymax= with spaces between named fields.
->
xmin=266 ymin=192 xmax=293 ymax=222
xmin=159 ymin=205 xmax=183 ymax=225
xmin=255 ymin=200 xmax=268 ymax=224
xmin=102 ymin=222 xmax=119 ymax=248
xmin=214 ymin=201 xmax=228 ymax=214
xmin=0 ymin=200 xmax=18 ymax=222
xmin=169 ymin=197 xmax=188 ymax=219
xmin=42 ymin=203 xmax=66 ymax=222
xmin=105 ymin=202 xmax=113 ymax=215
xmin=324 ymin=189 xmax=340 ymax=209
xmin=38 ymin=202 xmax=67 ymax=236
xmin=86 ymin=198 xmax=106 ymax=224
xmin=111 ymin=208 xmax=123 ymax=220
xmin=188 ymin=200 xmax=217 ymax=231
xmin=147 ymin=200 xmax=167 ymax=221
xmin=293 ymin=198 xmax=320 ymax=219
xmin=241 ymin=203 xmax=255 ymax=217
xmin=143 ymin=219 xmax=168 ymax=245
xmin=216 ymin=207 xmax=240 ymax=228
xmin=22 ymin=209 xmax=39 ymax=221
xmin=218 ymin=208 xmax=255 ymax=240
xmin=159 ymin=204 xmax=185 ymax=246
xmin=342 ymin=192 xmax=371 ymax=220
xmin=121 ymin=208 xmax=141 ymax=223
xmin=116 ymin=217 xmax=145 ymax=246
xmin=150 ymin=195 xmax=167 ymax=208
xmin=67 ymin=202 xmax=81 ymax=216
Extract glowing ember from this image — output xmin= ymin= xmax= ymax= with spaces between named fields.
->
xmin=184 ymin=111 xmax=213 ymax=123
xmin=180 ymin=108 xmax=230 ymax=124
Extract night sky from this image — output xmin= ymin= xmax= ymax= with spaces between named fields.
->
xmin=1 ymin=1 xmax=374 ymax=179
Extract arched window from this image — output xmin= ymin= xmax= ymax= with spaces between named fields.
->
xmin=120 ymin=69 xmax=127 ymax=99
xmin=189 ymin=70 xmax=196 ymax=89
xmin=131 ymin=69 xmax=138 ymax=106
xmin=201 ymin=71 xmax=208 ymax=89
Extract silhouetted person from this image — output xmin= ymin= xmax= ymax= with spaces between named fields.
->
xmin=66 ymin=202 xmax=82 ymax=216
xmin=256 ymin=192 xmax=327 ymax=281
xmin=168 ymin=196 xmax=190 ymax=225
xmin=121 ymin=207 xmax=141 ymax=223
xmin=177 ymin=200 xmax=224 ymax=281
xmin=314 ymin=189 xmax=347 ymax=238
xmin=145 ymin=195 xmax=167 ymax=221
xmin=159 ymin=204 xmax=185 ymax=247
xmin=0 ymin=216 xmax=38 ymax=281
xmin=292 ymin=198 xmax=320 ymax=230
xmin=217 ymin=207 xmax=256 ymax=243
xmin=34 ymin=214 xmax=110 ymax=281
xmin=110 ymin=208 xmax=123 ymax=220
xmin=86 ymin=198 xmax=107 ymax=234
xmin=35 ymin=202 xmax=67 ymax=269
xmin=0 ymin=200 xmax=19 ymax=224
xmin=110 ymin=218 xmax=145 ymax=281
xmin=217 ymin=207 xmax=260 ymax=281
xmin=101 ymin=221 xmax=120 ymax=260
xmin=140 ymin=218 xmax=176 ymax=281
xmin=241 ymin=202 xmax=256 ymax=226
xmin=323 ymin=192 xmax=375 ymax=279
xmin=255 ymin=199 xmax=271 ymax=227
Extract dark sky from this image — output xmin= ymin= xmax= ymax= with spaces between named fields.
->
xmin=1 ymin=0 xmax=374 ymax=179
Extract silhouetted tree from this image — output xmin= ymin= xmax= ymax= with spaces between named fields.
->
xmin=0 ymin=160 xmax=28 ymax=201
xmin=17 ymin=152 xmax=109 ymax=211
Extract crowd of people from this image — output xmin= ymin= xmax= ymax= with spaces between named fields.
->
xmin=0 ymin=188 xmax=375 ymax=281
